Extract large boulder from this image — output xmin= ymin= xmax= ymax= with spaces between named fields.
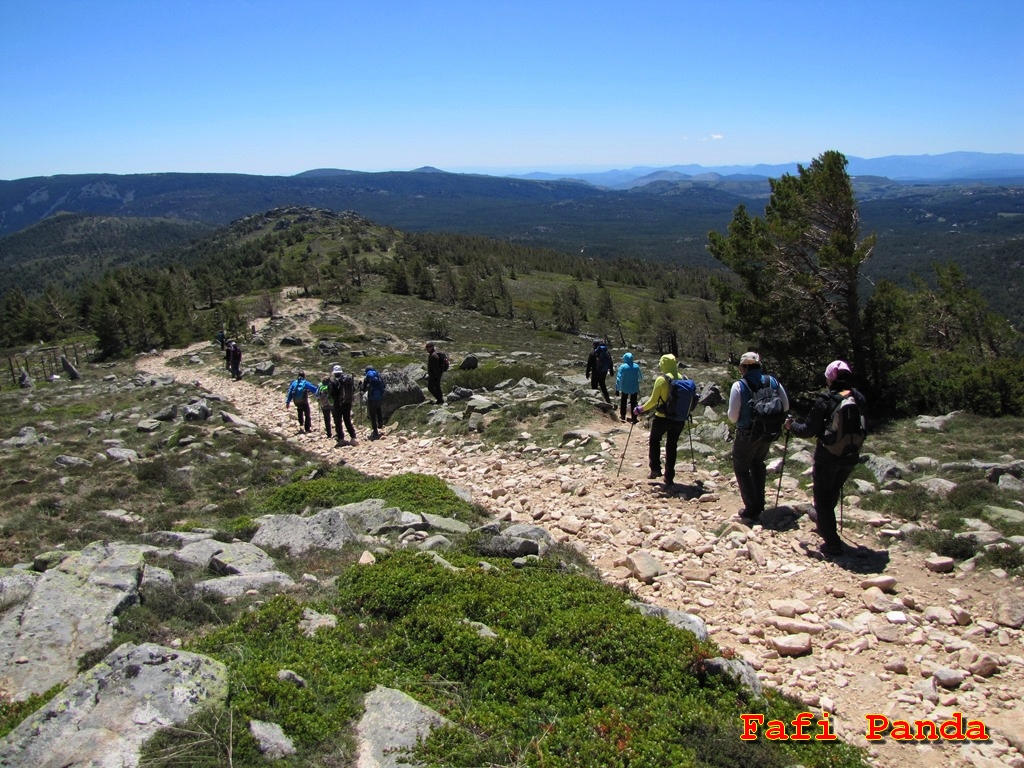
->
xmin=0 ymin=643 xmax=228 ymax=767
xmin=0 ymin=542 xmax=149 ymax=701
xmin=251 ymin=504 xmax=366 ymax=557
xmin=369 ymin=370 xmax=426 ymax=420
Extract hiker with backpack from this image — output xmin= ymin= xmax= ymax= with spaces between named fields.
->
xmin=632 ymin=354 xmax=696 ymax=491
xmin=727 ymin=351 xmax=789 ymax=524
xmin=425 ymin=342 xmax=449 ymax=405
xmin=615 ymin=352 xmax=644 ymax=423
xmin=285 ymin=370 xmax=319 ymax=433
xmin=360 ymin=365 xmax=386 ymax=440
xmin=225 ymin=341 xmax=242 ymax=380
xmin=586 ymin=340 xmax=614 ymax=403
xmin=327 ymin=364 xmax=358 ymax=445
xmin=785 ymin=360 xmax=867 ymax=556
xmin=317 ymin=375 xmax=334 ymax=438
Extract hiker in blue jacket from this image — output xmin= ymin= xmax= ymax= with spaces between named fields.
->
xmin=615 ymin=352 xmax=643 ymax=423
xmin=285 ymin=370 xmax=319 ymax=433
xmin=360 ymin=365 xmax=386 ymax=440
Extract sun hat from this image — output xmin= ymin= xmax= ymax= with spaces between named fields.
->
xmin=332 ymin=365 xmax=342 ymax=374
xmin=825 ymin=360 xmax=852 ymax=383
xmin=739 ymin=351 xmax=760 ymax=366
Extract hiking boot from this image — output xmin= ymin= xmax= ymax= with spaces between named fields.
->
xmin=370 ymin=430 xmax=380 ymax=441
xmin=738 ymin=508 xmax=761 ymax=524
xmin=648 ymin=469 xmax=662 ymax=479
xmin=348 ymin=435 xmax=358 ymax=445
xmin=821 ymin=540 xmax=844 ymax=556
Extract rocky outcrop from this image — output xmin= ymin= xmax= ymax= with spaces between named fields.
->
xmin=0 ymin=643 xmax=228 ymax=768
xmin=0 ymin=542 xmax=149 ymax=701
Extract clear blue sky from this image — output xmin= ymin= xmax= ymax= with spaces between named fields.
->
xmin=2 ymin=0 xmax=1021 ymax=179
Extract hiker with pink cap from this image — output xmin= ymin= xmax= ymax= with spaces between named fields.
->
xmin=785 ymin=360 xmax=868 ymax=556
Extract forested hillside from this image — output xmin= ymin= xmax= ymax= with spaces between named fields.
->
xmin=2 ymin=169 xmax=1022 ymax=325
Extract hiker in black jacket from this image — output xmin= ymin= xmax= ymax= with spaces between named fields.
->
xmin=425 ymin=342 xmax=445 ymax=404
xmin=786 ymin=360 xmax=867 ymax=556
xmin=327 ymin=365 xmax=357 ymax=445
xmin=586 ymin=340 xmax=613 ymax=403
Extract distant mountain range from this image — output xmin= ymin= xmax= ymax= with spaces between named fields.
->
xmin=510 ymin=152 xmax=1024 ymax=188
xmin=1 ymin=151 xmax=1022 ymax=325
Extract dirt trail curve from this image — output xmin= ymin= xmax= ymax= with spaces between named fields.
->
xmin=135 ymin=300 xmax=1024 ymax=768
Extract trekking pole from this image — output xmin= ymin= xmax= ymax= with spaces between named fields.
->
xmin=839 ymin=483 xmax=845 ymax=535
xmin=775 ymin=429 xmax=791 ymax=509
xmin=617 ymin=419 xmax=636 ymax=476
xmin=687 ymin=415 xmax=696 ymax=471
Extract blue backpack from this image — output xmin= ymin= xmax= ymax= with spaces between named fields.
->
xmin=365 ymin=369 xmax=385 ymax=401
xmin=665 ymin=375 xmax=697 ymax=422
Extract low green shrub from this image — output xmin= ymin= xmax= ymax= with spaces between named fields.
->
xmin=909 ymin=529 xmax=980 ymax=561
xmin=253 ymin=466 xmax=480 ymax=522
xmin=171 ymin=552 xmax=866 ymax=768
xmin=447 ymin=362 xmax=547 ymax=391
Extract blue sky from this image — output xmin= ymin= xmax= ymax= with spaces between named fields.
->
xmin=1 ymin=0 xmax=1021 ymax=179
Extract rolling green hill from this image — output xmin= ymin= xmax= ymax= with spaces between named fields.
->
xmin=1 ymin=170 xmax=1022 ymax=325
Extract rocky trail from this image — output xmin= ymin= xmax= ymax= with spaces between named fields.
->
xmin=133 ymin=302 xmax=1024 ymax=768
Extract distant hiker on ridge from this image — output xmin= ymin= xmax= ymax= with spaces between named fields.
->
xmin=225 ymin=340 xmax=242 ymax=381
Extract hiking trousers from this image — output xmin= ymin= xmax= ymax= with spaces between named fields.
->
xmin=649 ymin=416 xmax=685 ymax=484
xmin=427 ymin=374 xmax=444 ymax=404
xmin=367 ymin=400 xmax=384 ymax=431
xmin=295 ymin=400 xmax=312 ymax=432
xmin=732 ymin=428 xmax=773 ymax=517
xmin=333 ymin=402 xmax=356 ymax=440
xmin=592 ymin=373 xmax=610 ymax=403
xmin=321 ymin=404 xmax=333 ymax=437
xmin=619 ymin=392 xmax=638 ymax=421
xmin=811 ymin=447 xmax=858 ymax=545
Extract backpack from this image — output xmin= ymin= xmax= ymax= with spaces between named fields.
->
xmin=596 ymin=345 xmax=612 ymax=375
xmin=821 ymin=390 xmax=867 ymax=457
xmin=438 ymin=352 xmax=451 ymax=372
xmin=664 ymin=375 xmax=697 ymax=422
xmin=743 ymin=375 xmax=786 ymax=440
xmin=365 ymin=369 xmax=385 ymax=401
xmin=291 ymin=380 xmax=308 ymax=404
xmin=327 ymin=374 xmax=354 ymax=405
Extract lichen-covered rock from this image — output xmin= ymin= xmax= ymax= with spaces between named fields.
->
xmin=354 ymin=685 xmax=453 ymax=768
xmin=0 ymin=542 xmax=148 ymax=701
xmin=0 ymin=642 xmax=228 ymax=767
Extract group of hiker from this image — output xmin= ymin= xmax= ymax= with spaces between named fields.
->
xmin=237 ymin=327 xmax=865 ymax=558
xmin=283 ymin=342 xmax=446 ymax=445
xmin=623 ymin=344 xmax=866 ymax=558
xmin=286 ymin=364 xmax=388 ymax=443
